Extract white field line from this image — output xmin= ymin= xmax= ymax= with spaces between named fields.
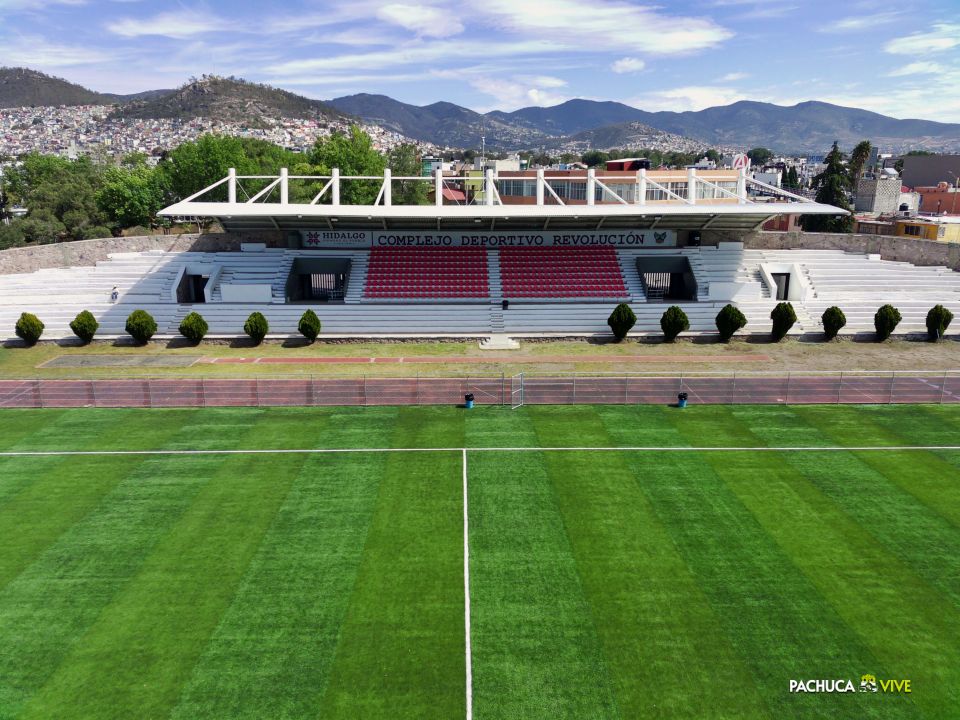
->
xmin=462 ymin=449 xmax=473 ymax=720
xmin=2 ymin=446 xmax=960 ymax=458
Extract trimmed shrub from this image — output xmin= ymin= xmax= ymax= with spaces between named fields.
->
xmin=874 ymin=304 xmax=902 ymax=341
xmin=125 ymin=309 xmax=157 ymax=344
xmin=298 ymin=309 xmax=322 ymax=342
xmin=15 ymin=312 xmax=44 ymax=346
xmin=821 ymin=306 xmax=846 ymax=340
xmin=244 ymin=311 xmax=269 ymax=344
xmin=69 ymin=310 xmax=99 ymax=344
xmin=715 ymin=304 xmax=747 ymax=341
xmin=660 ymin=305 xmax=689 ymax=342
xmin=770 ymin=302 xmax=797 ymax=342
xmin=926 ymin=305 xmax=954 ymax=342
xmin=607 ymin=303 xmax=637 ymax=341
xmin=178 ymin=312 xmax=209 ymax=344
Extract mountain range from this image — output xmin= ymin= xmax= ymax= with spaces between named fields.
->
xmin=3 ymin=67 xmax=960 ymax=154
xmin=327 ymin=94 xmax=960 ymax=154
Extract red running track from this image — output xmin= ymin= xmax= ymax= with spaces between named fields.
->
xmin=1 ymin=374 xmax=958 ymax=408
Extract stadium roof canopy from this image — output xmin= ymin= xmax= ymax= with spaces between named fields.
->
xmin=159 ymin=167 xmax=846 ymax=234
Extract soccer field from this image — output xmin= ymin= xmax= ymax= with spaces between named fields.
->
xmin=0 ymin=405 xmax=958 ymax=720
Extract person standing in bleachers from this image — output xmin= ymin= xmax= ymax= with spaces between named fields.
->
xmin=110 ymin=286 xmax=119 ymax=303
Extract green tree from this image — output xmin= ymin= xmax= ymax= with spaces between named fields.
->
xmin=747 ymin=147 xmax=774 ymax=166
xmin=782 ymin=166 xmax=800 ymax=190
xmin=388 ymin=143 xmax=429 ymax=205
xmin=309 ymin=127 xmax=386 ymax=205
xmin=802 ymin=142 xmax=853 ymax=233
xmin=97 ymin=165 xmax=167 ymax=229
xmin=158 ymin=134 xmax=260 ymax=202
xmin=848 ymin=140 xmax=872 ymax=183
xmin=581 ymin=150 xmax=610 ymax=167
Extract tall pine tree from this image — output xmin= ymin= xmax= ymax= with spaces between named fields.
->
xmin=802 ymin=141 xmax=853 ymax=233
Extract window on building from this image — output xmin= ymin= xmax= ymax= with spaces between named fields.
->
xmin=903 ymin=225 xmax=922 ymax=237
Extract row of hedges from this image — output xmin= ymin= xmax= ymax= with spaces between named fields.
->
xmin=606 ymin=302 xmax=955 ymax=343
xmin=11 ymin=309 xmax=323 ymax=346
xmin=9 ymin=304 xmax=955 ymax=346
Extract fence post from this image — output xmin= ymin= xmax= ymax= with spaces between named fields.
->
xmin=837 ymin=372 xmax=843 ymax=404
xmin=940 ymin=371 xmax=947 ymax=405
xmin=88 ymin=380 xmax=95 ymax=409
xmin=623 ymin=374 xmax=628 ymax=405
xmin=256 ymin=377 xmax=262 ymax=407
xmin=201 ymin=377 xmax=207 ymax=407
xmin=889 ymin=371 xmax=895 ymax=404
xmin=732 ymin=372 xmax=737 ymax=404
xmin=146 ymin=379 xmax=154 ymax=409
xmin=785 ymin=372 xmax=791 ymax=405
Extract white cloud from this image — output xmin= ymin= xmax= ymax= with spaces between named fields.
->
xmin=887 ymin=61 xmax=946 ymax=77
xmin=884 ymin=22 xmax=960 ymax=55
xmin=629 ymin=85 xmax=747 ymax=112
xmin=717 ymin=72 xmax=748 ymax=81
xmin=820 ymin=11 xmax=901 ymax=32
xmin=265 ymin=38 xmax=567 ymax=75
xmin=0 ymin=34 xmax=113 ymax=66
xmin=376 ymin=3 xmax=464 ymax=38
xmin=107 ymin=9 xmax=236 ymax=39
xmin=469 ymin=76 xmax=572 ymax=111
xmin=514 ymin=74 xmax=567 ymax=88
xmin=0 ymin=0 xmax=85 ymax=9
xmin=611 ymin=57 xmax=645 ymax=74
xmin=477 ymin=0 xmax=733 ymax=55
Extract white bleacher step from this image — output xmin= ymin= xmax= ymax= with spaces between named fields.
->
xmin=479 ymin=334 xmax=520 ymax=350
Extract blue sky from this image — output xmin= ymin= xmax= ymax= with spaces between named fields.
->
xmin=1 ymin=0 xmax=958 ymax=121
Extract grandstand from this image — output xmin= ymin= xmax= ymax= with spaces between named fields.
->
xmin=1 ymin=167 xmax=959 ymax=340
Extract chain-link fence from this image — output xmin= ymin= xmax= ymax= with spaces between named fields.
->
xmin=0 ymin=371 xmax=958 ymax=408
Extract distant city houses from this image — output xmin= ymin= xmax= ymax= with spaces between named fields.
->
xmin=0 ymin=104 xmax=436 ymax=159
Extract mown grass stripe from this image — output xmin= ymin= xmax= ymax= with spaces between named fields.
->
xmin=317 ymin=450 xmax=464 ymax=718
xmin=17 ymin=452 xmax=307 ymax=720
xmin=626 ymin=449 xmax=911 ymax=719
xmin=534 ymin=407 xmax=768 ymax=719
xmin=681 ymin=407 xmax=957 ymax=717
xmin=717 ymin=451 xmax=958 ymax=717
xmin=468 ymin=451 xmax=621 ymax=720
xmin=168 ymin=452 xmax=384 ymax=719
xmin=790 ymin=406 xmax=960 ymax=528
xmin=0 ymin=454 xmax=222 ymax=719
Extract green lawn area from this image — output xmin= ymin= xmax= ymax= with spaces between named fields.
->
xmin=0 ymin=405 xmax=958 ymax=719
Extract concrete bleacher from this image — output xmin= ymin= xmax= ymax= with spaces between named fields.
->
xmin=2 ymin=245 xmax=960 ymax=339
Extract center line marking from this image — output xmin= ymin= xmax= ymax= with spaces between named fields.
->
xmin=462 ymin=448 xmax=473 ymax=720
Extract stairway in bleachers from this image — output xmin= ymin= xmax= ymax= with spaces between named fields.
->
xmin=500 ymin=246 xmax=629 ymax=300
xmin=363 ymin=247 xmax=489 ymax=300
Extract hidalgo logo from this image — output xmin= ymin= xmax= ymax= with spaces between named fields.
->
xmin=654 ymin=231 xmax=667 ymax=244
xmin=789 ymin=673 xmax=911 ymax=694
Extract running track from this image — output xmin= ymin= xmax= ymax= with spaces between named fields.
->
xmin=1 ymin=374 xmax=958 ymax=408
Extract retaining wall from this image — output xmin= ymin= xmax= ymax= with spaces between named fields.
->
xmin=0 ymin=231 xmax=284 ymax=275
xmin=704 ymin=230 xmax=960 ymax=272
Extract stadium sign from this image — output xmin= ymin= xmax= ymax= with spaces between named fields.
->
xmin=301 ymin=230 xmax=677 ymax=249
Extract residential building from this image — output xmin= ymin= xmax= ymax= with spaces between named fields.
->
xmin=915 ymin=182 xmax=960 ymax=215
xmin=854 ymin=171 xmax=901 ymax=214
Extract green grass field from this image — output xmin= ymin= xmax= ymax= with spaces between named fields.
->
xmin=1 ymin=404 xmax=959 ymax=719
